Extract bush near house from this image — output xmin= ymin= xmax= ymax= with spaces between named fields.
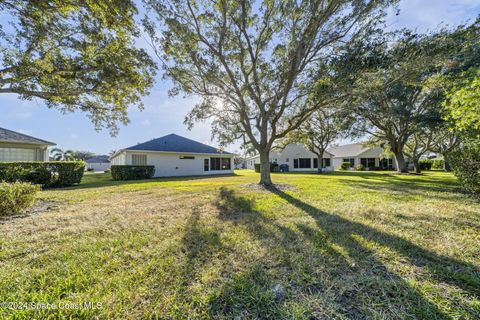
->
xmin=419 ymin=160 xmax=433 ymax=170
xmin=355 ymin=164 xmax=365 ymax=171
xmin=448 ymin=144 xmax=480 ymax=194
xmin=0 ymin=182 xmax=39 ymax=216
xmin=111 ymin=165 xmax=155 ymax=180
xmin=340 ymin=162 xmax=351 ymax=170
xmin=432 ymin=159 xmax=445 ymax=170
xmin=0 ymin=162 xmax=85 ymax=187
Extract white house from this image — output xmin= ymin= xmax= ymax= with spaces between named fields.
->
xmin=327 ymin=143 xmax=395 ymax=170
xmin=244 ymin=143 xmax=335 ymax=172
xmin=85 ymin=155 xmax=111 ymax=172
xmin=0 ymin=127 xmax=55 ymax=162
xmin=110 ymin=134 xmax=234 ymax=177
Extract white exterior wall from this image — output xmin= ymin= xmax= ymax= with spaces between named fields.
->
xmin=110 ymin=153 xmax=125 ymax=165
xmin=111 ymin=151 xmax=233 ymax=177
xmin=86 ymin=162 xmax=111 ymax=172
xmin=332 ymin=146 xmax=398 ymax=170
xmin=244 ymin=144 xmax=333 ymax=172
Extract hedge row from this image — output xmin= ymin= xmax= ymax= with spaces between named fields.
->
xmin=0 ymin=162 xmax=85 ymax=187
xmin=448 ymin=144 xmax=480 ymax=194
xmin=419 ymin=159 xmax=445 ymax=170
xmin=0 ymin=182 xmax=40 ymax=216
xmin=111 ymin=165 xmax=155 ymax=180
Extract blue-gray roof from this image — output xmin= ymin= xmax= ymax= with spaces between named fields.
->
xmin=86 ymin=155 xmax=110 ymax=163
xmin=0 ymin=127 xmax=55 ymax=145
xmin=125 ymin=134 xmax=232 ymax=155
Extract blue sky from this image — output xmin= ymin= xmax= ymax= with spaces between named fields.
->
xmin=1 ymin=0 xmax=479 ymax=155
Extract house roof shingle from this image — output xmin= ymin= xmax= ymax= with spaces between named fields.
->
xmin=0 ymin=127 xmax=55 ymax=145
xmin=125 ymin=134 xmax=232 ymax=155
xmin=327 ymin=142 xmax=371 ymax=158
xmin=86 ymin=155 xmax=111 ymax=163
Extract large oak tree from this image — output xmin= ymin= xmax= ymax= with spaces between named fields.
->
xmin=144 ymin=0 xmax=396 ymax=185
xmin=339 ymin=26 xmax=477 ymax=172
xmin=0 ymin=0 xmax=156 ymax=134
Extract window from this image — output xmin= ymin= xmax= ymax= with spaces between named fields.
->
xmin=343 ymin=158 xmax=355 ymax=167
xmin=314 ymin=158 xmax=331 ymax=168
xmin=204 ymin=159 xmax=209 ymax=171
xmin=323 ymin=158 xmax=331 ymax=167
xmin=132 ymin=154 xmax=147 ymax=165
xmin=210 ymin=157 xmax=231 ymax=170
xmin=294 ymin=158 xmax=311 ymax=169
xmin=180 ymin=155 xmax=195 ymax=159
xmin=360 ymin=158 xmax=376 ymax=168
xmin=0 ymin=148 xmax=36 ymax=162
xmin=380 ymin=158 xmax=393 ymax=169
xmin=286 ymin=158 xmax=289 ymax=162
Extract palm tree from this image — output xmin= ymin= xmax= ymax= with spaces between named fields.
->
xmin=50 ymin=148 xmax=75 ymax=161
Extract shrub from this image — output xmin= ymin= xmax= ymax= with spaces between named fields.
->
xmin=254 ymin=163 xmax=260 ymax=172
xmin=419 ymin=160 xmax=433 ymax=170
xmin=341 ymin=162 xmax=351 ymax=170
xmin=86 ymin=168 xmax=94 ymax=172
xmin=0 ymin=162 xmax=85 ymax=187
xmin=432 ymin=159 xmax=444 ymax=170
xmin=111 ymin=165 xmax=155 ymax=180
xmin=355 ymin=164 xmax=364 ymax=171
xmin=448 ymin=144 xmax=480 ymax=194
xmin=0 ymin=182 xmax=40 ymax=216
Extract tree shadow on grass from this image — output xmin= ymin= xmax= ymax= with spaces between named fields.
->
xmin=210 ymin=187 xmax=479 ymax=319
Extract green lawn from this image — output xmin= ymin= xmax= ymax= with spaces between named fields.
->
xmin=1 ymin=170 xmax=479 ymax=319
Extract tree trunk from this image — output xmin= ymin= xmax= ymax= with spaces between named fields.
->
xmin=317 ymin=155 xmax=323 ymax=174
xmin=441 ymin=153 xmax=452 ymax=171
xmin=390 ymin=141 xmax=408 ymax=173
xmin=393 ymin=151 xmax=408 ymax=173
xmin=259 ymin=149 xmax=272 ymax=186
xmin=412 ymin=157 xmax=421 ymax=174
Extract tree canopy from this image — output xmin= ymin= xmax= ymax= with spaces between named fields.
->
xmin=0 ymin=0 xmax=156 ymax=135
xmin=339 ymin=24 xmax=478 ymax=172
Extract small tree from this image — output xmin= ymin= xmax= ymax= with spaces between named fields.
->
xmin=429 ymin=128 xmax=461 ymax=171
xmin=285 ymin=108 xmax=353 ymax=173
xmin=144 ymin=0 xmax=396 ymax=186
xmin=404 ymin=130 xmax=433 ymax=174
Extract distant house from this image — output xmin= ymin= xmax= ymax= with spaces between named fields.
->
xmin=327 ymin=142 xmax=395 ymax=170
xmin=85 ymin=155 xmax=111 ymax=172
xmin=110 ymin=134 xmax=234 ymax=177
xmin=0 ymin=127 xmax=55 ymax=162
xmin=244 ymin=143 xmax=335 ymax=172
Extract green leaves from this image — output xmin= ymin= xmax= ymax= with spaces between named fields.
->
xmin=0 ymin=0 xmax=156 ymax=135
xmin=444 ymin=69 xmax=480 ymax=133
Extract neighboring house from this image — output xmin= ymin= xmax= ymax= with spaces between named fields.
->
xmin=244 ymin=143 xmax=335 ymax=172
xmin=110 ymin=134 xmax=234 ymax=177
xmin=327 ymin=142 xmax=395 ymax=170
xmin=85 ymin=155 xmax=111 ymax=172
xmin=0 ymin=127 xmax=55 ymax=162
